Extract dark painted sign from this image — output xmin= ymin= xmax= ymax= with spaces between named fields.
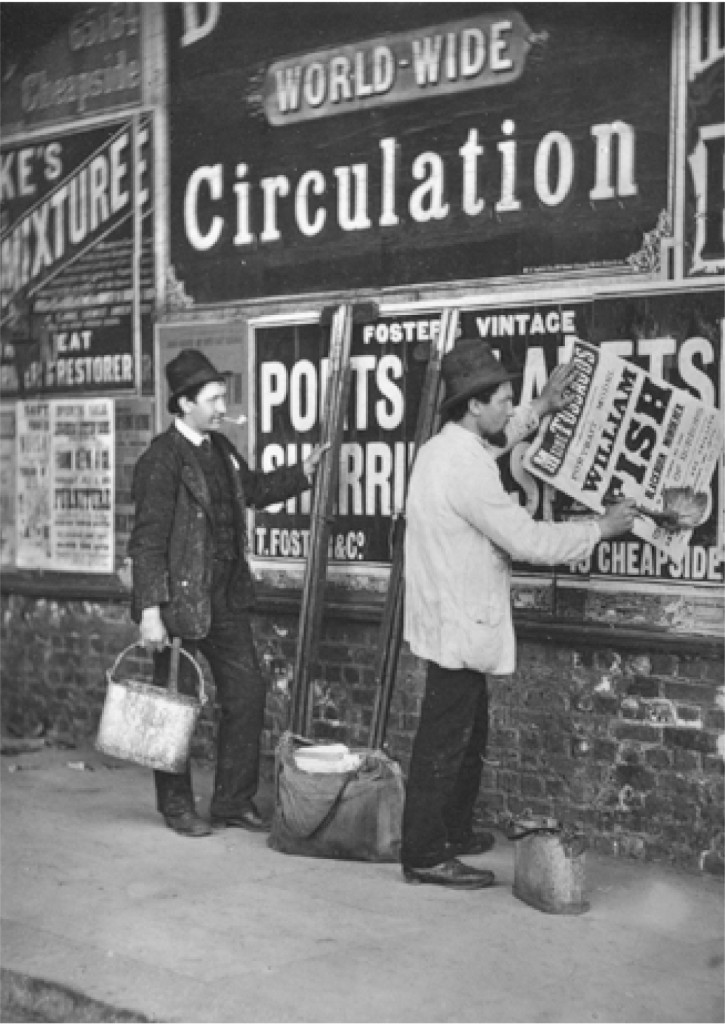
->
xmin=253 ymin=316 xmax=433 ymax=564
xmin=1 ymin=4 xmax=142 ymax=135
xmin=263 ymin=11 xmax=532 ymax=125
xmin=167 ymin=4 xmax=672 ymax=302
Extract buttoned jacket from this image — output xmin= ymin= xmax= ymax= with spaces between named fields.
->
xmin=404 ymin=412 xmax=601 ymax=675
xmin=129 ymin=426 xmax=307 ymax=638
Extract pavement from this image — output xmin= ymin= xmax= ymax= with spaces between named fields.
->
xmin=1 ymin=741 xmax=723 ymax=1024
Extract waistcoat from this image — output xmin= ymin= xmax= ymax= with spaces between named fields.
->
xmin=196 ymin=439 xmax=236 ymax=559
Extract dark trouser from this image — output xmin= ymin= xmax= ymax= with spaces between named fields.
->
xmin=153 ymin=560 xmax=266 ymax=820
xmin=401 ymin=662 xmax=489 ymax=869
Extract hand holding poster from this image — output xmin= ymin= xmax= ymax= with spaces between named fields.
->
xmin=523 ymin=341 xmax=724 ymax=565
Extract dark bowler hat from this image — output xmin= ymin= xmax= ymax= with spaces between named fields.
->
xmin=165 ymin=349 xmax=231 ymax=411
xmin=439 ymin=338 xmax=520 ymax=413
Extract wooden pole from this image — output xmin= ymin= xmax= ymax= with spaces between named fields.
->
xmin=289 ymin=304 xmax=353 ymax=737
xmin=369 ymin=307 xmax=459 ymax=750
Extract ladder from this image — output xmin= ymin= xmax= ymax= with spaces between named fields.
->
xmin=289 ymin=303 xmax=354 ymax=737
xmin=368 ymin=307 xmax=459 ymax=750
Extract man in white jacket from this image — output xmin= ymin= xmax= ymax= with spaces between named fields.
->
xmin=402 ymin=338 xmax=636 ymax=888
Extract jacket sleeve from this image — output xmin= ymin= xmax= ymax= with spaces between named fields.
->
xmin=449 ymin=446 xmax=601 ymax=566
xmin=237 ymin=456 xmax=310 ymax=510
xmin=127 ymin=444 xmax=177 ymax=610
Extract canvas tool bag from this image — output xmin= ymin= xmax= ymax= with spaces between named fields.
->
xmin=96 ymin=638 xmax=207 ymax=773
xmin=268 ymin=732 xmax=405 ymax=862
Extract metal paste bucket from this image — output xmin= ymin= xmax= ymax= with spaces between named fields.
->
xmin=96 ymin=639 xmax=207 ymax=773
xmin=508 ymin=814 xmax=590 ymax=915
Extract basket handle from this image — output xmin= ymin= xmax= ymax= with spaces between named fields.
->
xmin=109 ymin=640 xmax=207 ymax=705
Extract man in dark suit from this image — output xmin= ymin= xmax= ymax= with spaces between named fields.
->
xmin=129 ymin=349 xmax=326 ymax=836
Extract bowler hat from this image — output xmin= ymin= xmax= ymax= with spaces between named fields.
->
xmin=166 ymin=349 xmax=231 ymax=411
xmin=439 ymin=338 xmax=520 ymax=413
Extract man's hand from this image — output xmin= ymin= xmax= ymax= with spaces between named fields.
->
xmin=302 ymin=442 xmax=331 ymax=480
xmin=140 ymin=606 xmax=168 ymax=652
xmin=599 ymin=499 xmax=637 ymax=539
xmin=534 ymin=363 xmax=577 ymax=418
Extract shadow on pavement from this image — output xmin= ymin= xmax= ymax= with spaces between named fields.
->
xmin=0 ymin=969 xmax=159 ymax=1023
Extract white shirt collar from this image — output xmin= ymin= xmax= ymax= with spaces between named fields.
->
xmin=174 ymin=418 xmax=208 ymax=447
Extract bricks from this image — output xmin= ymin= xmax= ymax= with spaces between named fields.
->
xmin=644 ymin=747 xmax=672 ymax=769
xmin=664 ymin=728 xmax=718 ymax=755
xmin=673 ymin=748 xmax=702 ymax=772
xmin=703 ymin=755 xmax=725 ymax=776
xmin=663 ymin=680 xmax=718 ymax=704
xmin=521 ymin=774 xmax=545 ymax=798
xmin=627 ymin=676 xmax=660 ymax=698
xmin=705 ymin=708 xmax=725 ymax=731
xmin=649 ymin=652 xmax=679 ymax=676
xmin=613 ymin=722 xmax=662 ymax=743
xmin=615 ymin=764 xmax=656 ymax=791
xmin=678 ymin=656 xmax=723 ymax=682
xmin=1 ymin=591 xmax=723 ymax=874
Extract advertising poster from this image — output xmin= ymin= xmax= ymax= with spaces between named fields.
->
xmin=523 ymin=340 xmax=723 ymax=565
xmin=15 ymin=398 xmax=114 ymax=572
xmin=253 ymin=314 xmax=432 ymax=563
xmin=0 ymin=405 xmax=17 ymax=565
xmin=114 ymin=397 xmax=154 ymax=571
xmin=1 ymin=120 xmax=154 ymax=398
xmin=15 ymin=401 xmax=52 ymax=567
xmin=166 ymin=4 xmax=671 ymax=302
xmin=52 ymin=399 xmax=114 ymax=571
xmin=461 ymin=291 xmax=723 ymax=585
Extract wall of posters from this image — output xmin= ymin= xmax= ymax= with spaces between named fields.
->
xmin=248 ymin=289 xmax=722 ymax=586
xmin=468 ymin=290 xmax=724 ymax=585
xmin=15 ymin=398 xmax=114 ymax=572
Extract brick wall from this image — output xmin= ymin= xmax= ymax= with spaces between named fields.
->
xmin=2 ymin=592 xmax=722 ymax=875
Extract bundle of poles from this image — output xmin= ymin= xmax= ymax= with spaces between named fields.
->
xmin=369 ymin=307 xmax=459 ymax=749
xmin=288 ymin=303 xmax=459 ymax=748
xmin=289 ymin=303 xmax=353 ymax=738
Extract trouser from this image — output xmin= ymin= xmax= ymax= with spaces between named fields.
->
xmin=153 ymin=560 xmax=266 ymax=819
xmin=401 ymin=662 xmax=489 ymax=869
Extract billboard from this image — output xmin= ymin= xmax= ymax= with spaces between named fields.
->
xmin=166 ymin=4 xmax=672 ymax=302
